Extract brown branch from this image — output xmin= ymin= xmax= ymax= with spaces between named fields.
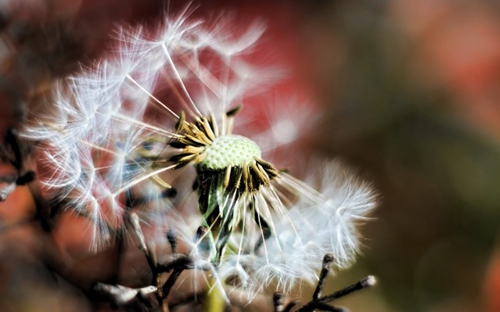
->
xmin=296 ymin=275 xmax=376 ymax=312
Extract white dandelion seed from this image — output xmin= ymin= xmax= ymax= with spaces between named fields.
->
xmin=22 ymin=8 xmax=376 ymax=296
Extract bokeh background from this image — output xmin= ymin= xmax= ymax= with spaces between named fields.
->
xmin=1 ymin=1 xmax=500 ymax=311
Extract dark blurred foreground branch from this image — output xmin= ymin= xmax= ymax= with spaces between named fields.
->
xmin=95 ymin=244 xmax=376 ymax=311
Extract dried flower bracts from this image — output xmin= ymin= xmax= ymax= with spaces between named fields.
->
xmin=164 ymin=108 xmax=281 ymax=264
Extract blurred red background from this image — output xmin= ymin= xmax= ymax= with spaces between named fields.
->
xmin=1 ymin=1 xmax=500 ymax=311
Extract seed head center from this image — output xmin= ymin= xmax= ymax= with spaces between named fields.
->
xmin=199 ymin=135 xmax=261 ymax=170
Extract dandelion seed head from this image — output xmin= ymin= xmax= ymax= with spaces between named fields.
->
xmin=198 ymin=135 xmax=261 ymax=170
xmin=21 ymin=6 xmax=376 ymax=299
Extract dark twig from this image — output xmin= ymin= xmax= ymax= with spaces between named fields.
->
xmin=129 ymin=212 xmax=149 ymax=256
xmin=126 ymin=213 xmax=211 ymax=310
xmin=167 ymin=230 xmax=177 ymax=254
xmin=6 ymin=129 xmax=35 ymax=185
xmin=0 ymin=179 xmax=15 ymax=202
xmin=315 ymin=302 xmax=347 ymax=312
xmin=296 ymin=275 xmax=376 ymax=312
xmin=273 ymin=293 xmax=284 ymax=312
xmin=162 ymin=265 xmax=186 ymax=299
xmin=195 ymin=225 xmax=212 ymax=255
xmin=5 ymin=129 xmax=22 ymax=170
xmin=312 ymin=253 xmax=335 ymax=300
xmin=128 ymin=212 xmax=164 ymax=306
xmin=1 ymin=129 xmax=35 ymax=202
xmin=283 ymin=301 xmax=299 ymax=312
xmin=93 ymin=283 xmax=157 ymax=306
xmin=273 ymin=293 xmax=298 ymax=312
xmin=157 ymin=255 xmax=193 ymax=273
xmin=319 ymin=276 xmax=376 ymax=303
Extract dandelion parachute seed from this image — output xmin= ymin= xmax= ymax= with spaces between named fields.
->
xmin=22 ymin=9 xmax=376 ymax=296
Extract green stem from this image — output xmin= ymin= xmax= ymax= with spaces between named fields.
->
xmin=206 ymin=275 xmax=225 ymax=312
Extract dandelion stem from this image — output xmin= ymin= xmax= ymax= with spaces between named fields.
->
xmin=206 ymin=275 xmax=225 ymax=312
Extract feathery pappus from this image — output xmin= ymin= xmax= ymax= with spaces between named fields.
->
xmin=22 ymin=8 xmax=376 ymax=294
